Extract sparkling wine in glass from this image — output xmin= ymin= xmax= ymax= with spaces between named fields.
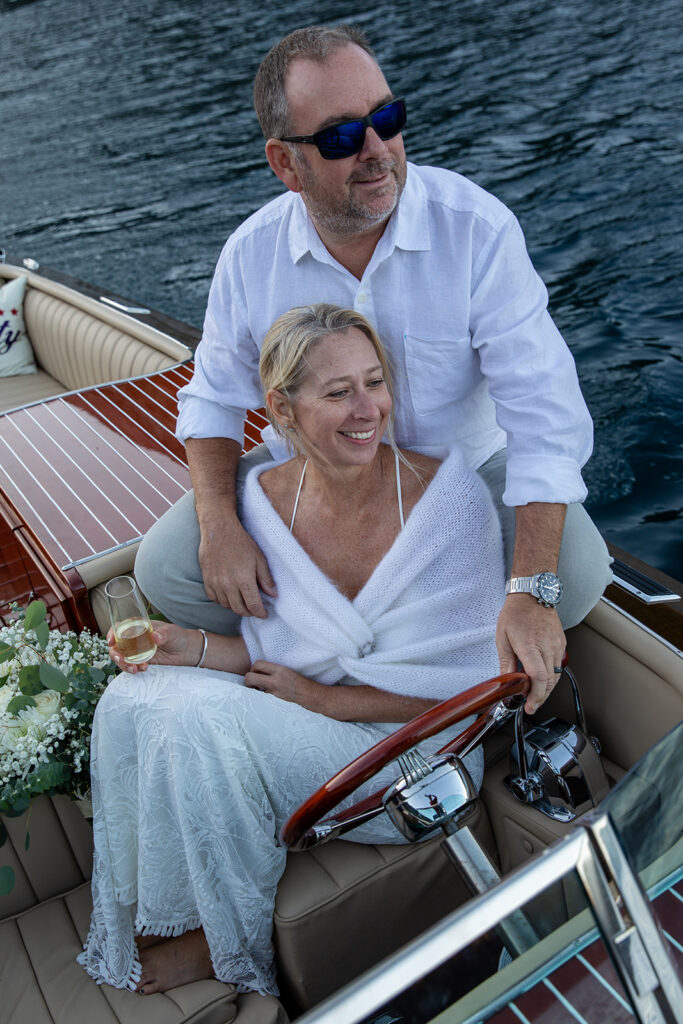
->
xmin=105 ymin=575 xmax=157 ymax=664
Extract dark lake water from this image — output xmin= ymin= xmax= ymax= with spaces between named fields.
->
xmin=2 ymin=0 xmax=682 ymax=576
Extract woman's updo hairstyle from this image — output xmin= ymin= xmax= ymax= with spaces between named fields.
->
xmin=259 ymin=303 xmax=396 ymax=457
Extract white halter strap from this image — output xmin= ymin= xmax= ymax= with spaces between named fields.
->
xmin=289 ymin=451 xmax=404 ymax=533
xmin=289 ymin=460 xmax=308 ymax=533
xmin=395 ymin=450 xmax=405 ymax=529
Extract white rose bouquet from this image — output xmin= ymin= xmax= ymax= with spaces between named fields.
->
xmin=0 ymin=600 xmax=116 ymax=893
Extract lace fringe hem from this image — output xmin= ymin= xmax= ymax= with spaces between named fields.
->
xmin=77 ymin=946 xmax=142 ymax=991
xmin=134 ymin=914 xmax=202 ymax=939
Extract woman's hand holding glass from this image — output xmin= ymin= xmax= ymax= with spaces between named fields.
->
xmin=108 ymin=622 xmax=202 ymax=674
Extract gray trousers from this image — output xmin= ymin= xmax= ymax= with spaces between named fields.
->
xmin=134 ymin=446 xmax=613 ymax=635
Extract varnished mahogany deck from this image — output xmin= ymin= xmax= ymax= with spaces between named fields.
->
xmin=0 ymin=364 xmax=268 ymax=630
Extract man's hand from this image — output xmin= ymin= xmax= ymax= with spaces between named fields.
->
xmin=199 ymin=515 xmax=277 ymax=618
xmin=186 ymin=436 xmax=277 ymax=618
xmin=495 ymin=594 xmax=566 ymax=714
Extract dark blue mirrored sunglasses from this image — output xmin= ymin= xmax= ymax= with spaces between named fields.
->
xmin=281 ymin=97 xmax=407 ymax=160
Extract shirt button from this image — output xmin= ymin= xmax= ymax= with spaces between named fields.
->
xmin=357 ymin=292 xmax=368 ymax=303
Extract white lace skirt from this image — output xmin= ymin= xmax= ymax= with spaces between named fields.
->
xmin=78 ymin=665 xmax=482 ymax=995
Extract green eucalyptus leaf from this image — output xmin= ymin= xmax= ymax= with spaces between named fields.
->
xmin=7 ymin=694 xmax=37 ymax=714
xmin=0 ymin=865 xmax=16 ymax=895
xmin=18 ymin=665 xmax=43 ymax=695
xmin=0 ymin=642 xmax=17 ymax=664
xmin=34 ymin=620 xmax=50 ymax=651
xmin=23 ymin=601 xmax=47 ymax=632
xmin=5 ymin=795 xmax=30 ymax=816
xmin=30 ymin=761 xmax=70 ymax=794
xmin=38 ymin=663 xmax=70 ymax=693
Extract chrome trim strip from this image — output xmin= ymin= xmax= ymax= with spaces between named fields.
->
xmin=61 ymin=536 xmax=143 ymax=571
xmin=0 ymin=360 xmax=191 ymax=417
xmin=98 ymin=296 xmax=151 ymax=314
xmin=613 ymin=577 xmax=680 ymax=604
xmin=600 ymin=597 xmax=683 ymax=658
xmin=611 ymin=558 xmax=680 ymax=604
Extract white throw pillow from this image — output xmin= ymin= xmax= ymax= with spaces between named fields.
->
xmin=0 ymin=276 xmax=37 ymax=377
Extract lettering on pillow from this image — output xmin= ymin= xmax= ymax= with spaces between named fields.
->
xmin=0 ymin=275 xmax=37 ymax=377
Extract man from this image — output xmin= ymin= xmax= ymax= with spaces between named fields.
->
xmin=136 ymin=24 xmax=612 ymax=714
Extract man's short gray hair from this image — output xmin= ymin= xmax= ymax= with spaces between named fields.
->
xmin=253 ymin=24 xmax=376 ymax=140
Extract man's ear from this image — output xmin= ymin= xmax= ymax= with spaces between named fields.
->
xmin=265 ymin=139 xmax=304 ymax=194
xmin=266 ymin=388 xmax=294 ymax=428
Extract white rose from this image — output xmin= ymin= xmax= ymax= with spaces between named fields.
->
xmin=0 ymin=683 xmax=15 ymax=712
xmin=0 ymin=718 xmax=28 ymax=754
xmin=22 ymin=689 xmax=62 ymax=725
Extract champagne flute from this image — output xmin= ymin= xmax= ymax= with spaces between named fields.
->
xmin=104 ymin=575 xmax=157 ymax=664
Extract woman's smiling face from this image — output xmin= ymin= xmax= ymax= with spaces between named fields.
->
xmin=291 ymin=328 xmax=392 ymax=468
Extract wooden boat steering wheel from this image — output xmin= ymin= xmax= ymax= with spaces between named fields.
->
xmin=281 ymin=672 xmax=530 ymax=850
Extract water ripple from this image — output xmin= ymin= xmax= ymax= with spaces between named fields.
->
xmin=2 ymin=0 xmax=681 ymax=572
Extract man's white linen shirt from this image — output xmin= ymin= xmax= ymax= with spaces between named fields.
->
xmin=177 ymin=163 xmax=593 ymax=506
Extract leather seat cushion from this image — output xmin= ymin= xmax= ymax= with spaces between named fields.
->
xmin=273 ymin=805 xmax=496 ymax=1011
xmin=0 ymin=369 xmax=67 ymax=413
xmin=1 ymin=882 xmax=287 ymax=1024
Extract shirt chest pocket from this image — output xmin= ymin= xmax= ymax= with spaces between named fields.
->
xmin=403 ymin=332 xmax=480 ymax=416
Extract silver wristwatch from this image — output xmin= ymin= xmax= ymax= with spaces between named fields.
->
xmin=505 ymin=571 xmax=563 ymax=608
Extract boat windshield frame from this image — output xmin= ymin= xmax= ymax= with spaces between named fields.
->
xmin=297 ymin=723 xmax=683 ymax=1024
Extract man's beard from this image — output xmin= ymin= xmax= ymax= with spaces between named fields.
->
xmin=296 ymin=155 xmax=407 ymax=239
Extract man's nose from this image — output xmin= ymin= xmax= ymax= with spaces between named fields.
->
xmin=358 ymin=125 xmax=390 ymax=160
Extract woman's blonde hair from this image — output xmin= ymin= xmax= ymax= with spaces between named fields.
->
xmin=259 ymin=303 xmax=396 ymax=461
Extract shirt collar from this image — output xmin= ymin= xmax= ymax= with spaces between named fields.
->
xmin=287 ymin=162 xmax=431 ymax=266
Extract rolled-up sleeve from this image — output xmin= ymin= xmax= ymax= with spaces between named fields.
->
xmin=471 ymin=213 xmax=593 ymax=506
xmin=176 ymin=242 xmax=265 ymax=445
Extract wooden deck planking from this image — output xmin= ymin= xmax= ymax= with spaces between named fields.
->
xmin=0 ymin=369 xmax=192 ymax=573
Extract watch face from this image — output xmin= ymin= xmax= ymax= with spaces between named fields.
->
xmin=536 ymin=572 xmax=563 ymax=605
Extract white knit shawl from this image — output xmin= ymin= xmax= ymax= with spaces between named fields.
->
xmin=241 ymin=448 xmax=505 ymax=703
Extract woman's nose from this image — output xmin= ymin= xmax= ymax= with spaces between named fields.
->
xmin=352 ymin=390 xmax=378 ymax=417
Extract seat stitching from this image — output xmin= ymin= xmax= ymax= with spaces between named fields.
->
xmin=11 ymin=916 xmax=57 ymax=1024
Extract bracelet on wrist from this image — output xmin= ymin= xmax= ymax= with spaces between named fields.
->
xmin=195 ymin=628 xmax=208 ymax=668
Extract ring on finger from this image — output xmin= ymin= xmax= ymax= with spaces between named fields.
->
xmin=553 ymin=666 xmax=563 ymax=674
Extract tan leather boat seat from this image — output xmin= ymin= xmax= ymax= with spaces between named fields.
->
xmin=0 ymin=369 xmax=68 ymax=414
xmin=273 ymin=803 xmax=496 ymax=1012
xmin=1 ymin=790 xmax=495 ymax=1022
xmin=0 ymin=796 xmax=286 ymax=1024
xmin=0 ymin=267 xmax=190 ymax=414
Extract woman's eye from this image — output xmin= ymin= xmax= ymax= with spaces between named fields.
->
xmin=328 ymin=389 xmax=348 ymax=399
xmin=368 ymin=377 xmax=385 ymax=388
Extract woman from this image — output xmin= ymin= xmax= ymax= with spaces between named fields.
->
xmin=78 ymin=304 xmax=505 ymax=997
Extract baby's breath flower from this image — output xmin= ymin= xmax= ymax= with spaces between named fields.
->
xmin=0 ymin=604 xmax=116 ymax=818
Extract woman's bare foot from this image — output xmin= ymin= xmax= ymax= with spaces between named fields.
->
xmin=135 ymin=933 xmax=167 ymax=950
xmin=136 ymin=928 xmax=215 ymax=994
